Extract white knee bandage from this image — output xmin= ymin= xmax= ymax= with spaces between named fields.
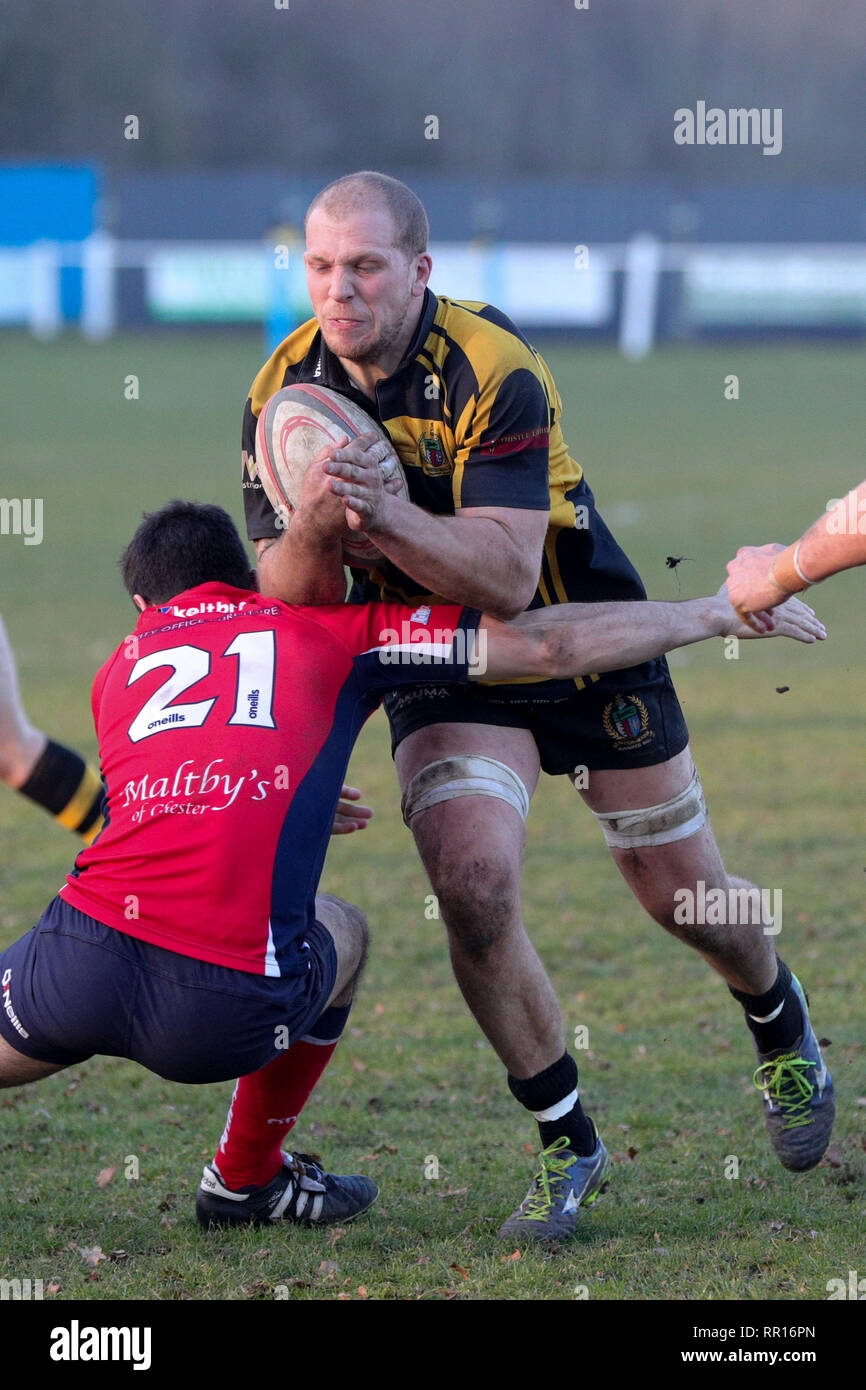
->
xmin=401 ymin=755 xmax=530 ymax=828
xmin=591 ymin=768 xmax=707 ymax=850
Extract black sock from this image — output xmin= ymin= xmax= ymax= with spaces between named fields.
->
xmin=18 ymin=739 xmax=105 ymax=840
xmin=508 ymin=1053 xmax=597 ymax=1157
xmin=728 ymin=958 xmax=804 ymax=1055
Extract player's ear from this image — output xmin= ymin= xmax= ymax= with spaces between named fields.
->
xmin=132 ymin=593 xmax=148 ymax=613
xmin=412 ymin=252 xmax=432 ymax=295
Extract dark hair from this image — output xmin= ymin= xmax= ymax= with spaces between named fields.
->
xmin=305 ymin=170 xmax=429 ymax=258
xmin=120 ymin=500 xmax=254 ymax=605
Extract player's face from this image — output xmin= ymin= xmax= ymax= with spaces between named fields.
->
xmin=304 ymin=207 xmax=429 ymax=368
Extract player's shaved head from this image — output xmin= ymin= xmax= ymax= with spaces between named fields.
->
xmin=305 ymin=171 xmax=429 ymax=259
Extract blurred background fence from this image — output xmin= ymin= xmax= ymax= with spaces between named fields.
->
xmin=3 ymin=165 xmax=866 ymax=357
xmin=1 ymin=0 xmax=864 ymax=355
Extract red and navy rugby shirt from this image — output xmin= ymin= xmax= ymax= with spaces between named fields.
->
xmin=60 ymin=584 xmax=478 ymax=977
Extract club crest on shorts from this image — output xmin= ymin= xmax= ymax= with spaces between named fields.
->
xmin=418 ymin=430 xmax=449 ymax=474
xmin=602 ymin=694 xmax=654 ymax=750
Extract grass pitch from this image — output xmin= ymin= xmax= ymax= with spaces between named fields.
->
xmin=0 ymin=332 xmax=863 ymax=1301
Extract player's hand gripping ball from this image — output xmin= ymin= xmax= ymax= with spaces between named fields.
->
xmin=254 ymin=384 xmax=408 ymax=565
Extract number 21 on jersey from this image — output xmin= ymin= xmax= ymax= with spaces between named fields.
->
xmin=126 ymin=631 xmax=277 ymax=742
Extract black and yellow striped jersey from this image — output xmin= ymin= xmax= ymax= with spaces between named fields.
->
xmin=242 ymin=288 xmax=646 ymax=698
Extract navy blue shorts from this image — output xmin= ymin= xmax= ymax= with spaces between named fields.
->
xmin=383 ymin=656 xmax=689 ymax=776
xmin=0 ymin=898 xmax=337 ymax=1084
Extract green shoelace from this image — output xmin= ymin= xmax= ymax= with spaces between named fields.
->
xmin=518 ymin=1136 xmax=575 ymax=1220
xmin=753 ymin=1053 xmax=816 ymax=1130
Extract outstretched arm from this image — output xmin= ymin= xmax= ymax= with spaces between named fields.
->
xmin=470 ymin=587 xmax=825 ymax=683
xmin=726 ymin=480 xmax=866 ymax=621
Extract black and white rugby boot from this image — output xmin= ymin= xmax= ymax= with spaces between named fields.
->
xmin=195 ymin=1151 xmax=379 ymax=1228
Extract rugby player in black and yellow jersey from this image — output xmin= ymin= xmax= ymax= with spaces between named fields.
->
xmin=242 ymin=172 xmax=835 ymax=1240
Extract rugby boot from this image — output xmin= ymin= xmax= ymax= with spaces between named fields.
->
xmin=752 ymin=974 xmax=835 ymax=1172
xmin=498 ymin=1131 xmax=609 ymax=1242
xmin=196 ymin=1150 xmax=379 ymax=1227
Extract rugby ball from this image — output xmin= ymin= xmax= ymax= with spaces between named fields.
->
xmin=254 ymin=383 xmax=408 ymax=566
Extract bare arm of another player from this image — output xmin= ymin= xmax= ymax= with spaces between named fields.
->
xmin=470 ymin=587 xmax=825 ymax=683
xmin=726 ymin=480 xmax=866 ymax=618
xmin=0 ymin=612 xmax=47 ymax=786
xmin=326 ymin=433 xmax=548 ymax=621
xmin=255 ymin=446 xmax=351 ymax=605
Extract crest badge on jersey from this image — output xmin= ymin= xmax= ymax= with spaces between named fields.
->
xmin=602 ymin=694 xmax=654 ymax=751
xmin=418 ymin=430 xmax=449 ymax=475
